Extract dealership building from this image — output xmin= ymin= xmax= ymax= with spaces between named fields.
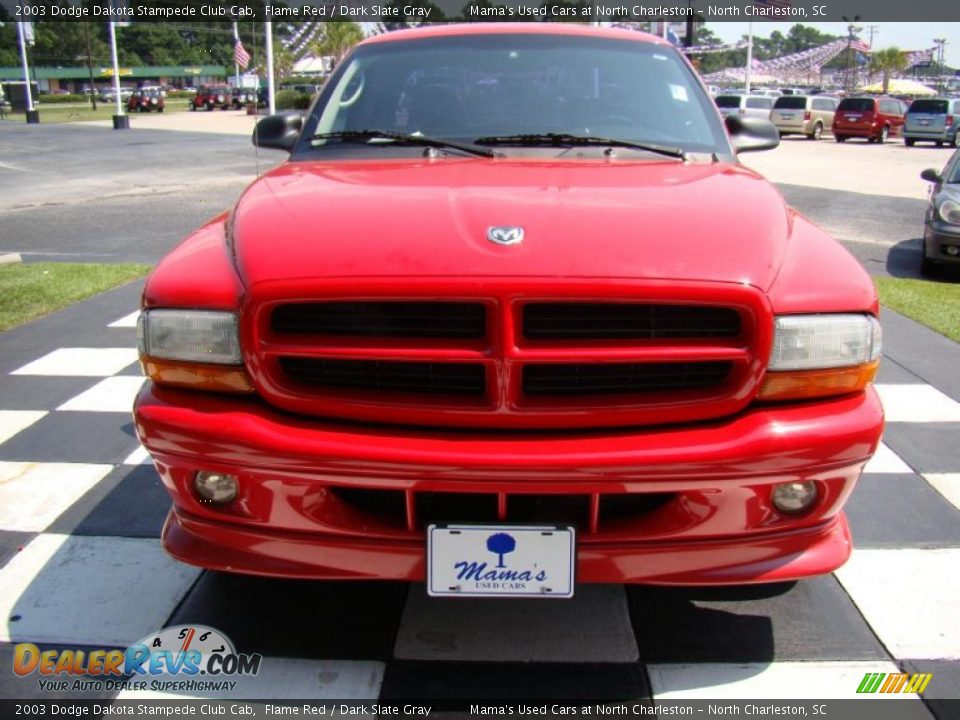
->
xmin=0 ymin=64 xmax=227 ymax=93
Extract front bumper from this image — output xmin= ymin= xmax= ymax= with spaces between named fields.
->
xmin=924 ymin=219 xmax=960 ymax=264
xmin=135 ymin=383 xmax=884 ymax=585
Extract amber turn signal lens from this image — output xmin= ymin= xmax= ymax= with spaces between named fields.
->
xmin=758 ymin=360 xmax=880 ymax=402
xmin=142 ymin=358 xmax=255 ymax=394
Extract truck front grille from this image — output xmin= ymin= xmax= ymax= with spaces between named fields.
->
xmin=524 ymin=303 xmax=741 ymax=339
xmin=279 ymin=358 xmax=486 ymax=397
xmin=247 ymin=281 xmax=770 ymax=429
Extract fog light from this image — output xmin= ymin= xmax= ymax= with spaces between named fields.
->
xmin=194 ymin=471 xmax=238 ymax=504
xmin=944 ymin=245 xmax=960 ymax=257
xmin=771 ymin=481 xmax=818 ymax=514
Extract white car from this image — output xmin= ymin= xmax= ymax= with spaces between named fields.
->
xmin=714 ymin=94 xmax=776 ymax=120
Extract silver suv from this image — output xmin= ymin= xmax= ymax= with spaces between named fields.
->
xmin=714 ymin=94 xmax=775 ymax=120
xmin=904 ymin=98 xmax=960 ymax=148
xmin=771 ymin=95 xmax=838 ymax=140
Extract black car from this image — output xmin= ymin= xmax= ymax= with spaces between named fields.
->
xmin=920 ymin=149 xmax=960 ymax=275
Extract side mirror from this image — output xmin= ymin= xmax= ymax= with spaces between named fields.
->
xmin=253 ymin=112 xmax=304 ymax=152
xmin=725 ymin=114 xmax=780 ymax=153
xmin=920 ymin=168 xmax=942 ymax=183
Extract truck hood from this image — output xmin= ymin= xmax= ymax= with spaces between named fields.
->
xmin=231 ymin=158 xmax=791 ymax=290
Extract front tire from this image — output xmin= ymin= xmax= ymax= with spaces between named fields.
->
xmin=808 ymin=123 xmax=823 ymax=140
xmin=835 ymin=135 xmax=847 ymax=143
xmin=905 ymin=138 xmax=915 ymax=147
xmin=879 ymin=126 xmax=889 ymax=144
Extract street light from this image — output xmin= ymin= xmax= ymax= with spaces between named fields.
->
xmin=842 ymin=15 xmax=862 ymax=94
xmin=933 ymin=38 xmax=948 ymax=94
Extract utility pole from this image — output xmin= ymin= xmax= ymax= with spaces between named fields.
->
xmin=265 ymin=22 xmax=275 ymax=115
xmin=865 ymin=25 xmax=878 ymax=85
xmin=933 ymin=38 xmax=947 ymax=94
xmin=83 ymin=22 xmax=98 ymax=111
xmin=16 ymin=21 xmax=38 ymax=123
xmin=842 ymin=15 xmax=862 ymax=94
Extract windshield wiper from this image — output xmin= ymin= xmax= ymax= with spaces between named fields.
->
xmin=310 ymin=130 xmax=498 ymax=158
xmin=473 ymin=133 xmax=687 ymax=160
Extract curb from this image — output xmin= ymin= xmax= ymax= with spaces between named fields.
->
xmin=0 ymin=253 xmax=22 ymax=265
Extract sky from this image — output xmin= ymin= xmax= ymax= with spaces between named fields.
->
xmin=708 ymin=22 xmax=959 ymax=68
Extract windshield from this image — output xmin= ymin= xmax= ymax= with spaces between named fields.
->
xmin=909 ymin=99 xmax=948 ymax=114
xmin=714 ymin=96 xmax=741 ymax=109
xmin=774 ymin=96 xmax=807 ymax=110
xmin=837 ymin=98 xmax=875 ymax=112
xmin=301 ymin=33 xmax=729 ymax=157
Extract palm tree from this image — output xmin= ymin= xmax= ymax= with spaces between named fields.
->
xmin=869 ymin=47 xmax=908 ymax=94
xmin=310 ymin=22 xmax=364 ymax=70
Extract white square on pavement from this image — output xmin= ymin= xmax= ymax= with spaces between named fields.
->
xmin=117 ymin=658 xmax=386 ymax=700
xmin=58 ymin=377 xmax=146 ymax=412
xmin=0 ymin=534 xmax=201 ymax=646
xmin=0 ymin=410 xmax=47 ymax=446
xmin=835 ymin=548 xmax=960 ymax=660
xmin=876 ymin=384 xmax=960 ymax=423
xmin=12 ymin=348 xmax=139 ymax=377
xmin=922 ymin=474 xmax=960 ymax=512
xmin=648 ymin=661 xmax=921 ymax=701
xmin=108 ymin=311 xmax=140 ymax=328
xmin=122 ymin=445 xmax=152 ymax=466
xmin=863 ymin=442 xmax=914 ymax=474
xmin=0 ymin=461 xmax=112 ymax=532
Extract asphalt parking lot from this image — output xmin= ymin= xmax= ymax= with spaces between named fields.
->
xmin=0 ymin=115 xmax=958 ymax=710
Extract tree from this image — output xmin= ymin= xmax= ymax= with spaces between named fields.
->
xmin=486 ymin=533 xmax=516 ymax=569
xmin=870 ymin=47 xmax=908 ymax=94
xmin=309 ymin=22 xmax=363 ymax=69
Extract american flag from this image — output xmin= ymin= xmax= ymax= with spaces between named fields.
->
xmin=234 ymin=39 xmax=251 ymax=70
xmin=849 ymin=38 xmax=872 ymax=54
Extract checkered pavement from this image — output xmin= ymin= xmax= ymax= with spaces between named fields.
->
xmin=0 ymin=280 xmax=957 ymax=711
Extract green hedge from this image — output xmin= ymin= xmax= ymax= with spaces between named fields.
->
xmin=275 ymin=89 xmax=311 ymax=110
xmin=38 ymin=93 xmax=87 ymax=104
xmin=166 ymin=90 xmax=194 ymax=99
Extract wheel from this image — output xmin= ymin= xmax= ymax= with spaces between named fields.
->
xmin=953 ymin=134 xmax=960 ymax=148
xmin=189 ymin=103 xmax=195 ymax=112
xmin=808 ymin=123 xmax=823 ymax=140
xmin=879 ymin=126 xmax=889 ymax=143
xmin=921 ymin=254 xmax=936 ymax=276
xmin=206 ymin=103 xmax=213 ymax=111
xmin=158 ymin=107 xmax=164 ymax=113
xmin=935 ymin=141 xmax=943 ymax=148
xmin=905 ymin=138 xmax=915 ymax=147
xmin=835 ymin=135 xmax=847 ymax=143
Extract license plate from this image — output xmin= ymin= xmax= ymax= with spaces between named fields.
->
xmin=919 ymin=120 xmax=930 ymax=126
xmin=427 ymin=524 xmax=575 ymax=598
xmin=780 ymin=113 xmax=794 ymax=119
xmin=846 ymin=115 xmax=860 ymax=121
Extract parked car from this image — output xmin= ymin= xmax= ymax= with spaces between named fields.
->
xmin=231 ymin=88 xmax=258 ymax=109
xmin=99 ymin=86 xmax=134 ymax=103
xmin=771 ymin=95 xmax=838 ymax=140
xmin=904 ymin=98 xmax=960 ymax=148
xmin=191 ymin=85 xmax=232 ymax=111
xmin=832 ymin=96 xmax=907 ymax=143
xmin=714 ymin=94 xmax=776 ymax=120
xmin=919 ymin=150 xmax=960 ymax=274
xmin=134 ymin=24 xmax=882 ymax=594
xmin=127 ymin=88 xmax=165 ymax=113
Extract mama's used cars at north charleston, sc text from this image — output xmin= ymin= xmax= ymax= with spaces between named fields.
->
xmin=133 ymin=24 xmax=883 ymax=596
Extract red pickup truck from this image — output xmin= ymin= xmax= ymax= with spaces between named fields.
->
xmin=134 ymin=25 xmax=883 ymax=596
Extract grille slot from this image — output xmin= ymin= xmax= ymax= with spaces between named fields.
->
xmin=280 ymin=358 xmax=486 ymax=396
xmin=272 ymin=302 xmax=486 ymax=339
xmin=524 ymin=303 xmax=741 ymax=340
xmin=523 ymin=362 xmax=732 ymax=396
xmin=417 ymin=493 xmax=499 ymax=525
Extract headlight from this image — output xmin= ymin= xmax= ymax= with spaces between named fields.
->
xmin=137 ymin=310 xmax=242 ymax=365
xmin=760 ymin=314 xmax=881 ymax=402
xmin=938 ymin=199 xmax=960 ymax=225
xmin=769 ymin=314 xmax=882 ymax=370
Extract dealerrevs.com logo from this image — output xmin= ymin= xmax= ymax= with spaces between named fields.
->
xmin=13 ymin=625 xmax=261 ymax=693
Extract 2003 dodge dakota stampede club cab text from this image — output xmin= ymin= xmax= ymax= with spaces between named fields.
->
xmin=133 ymin=24 xmax=884 ymax=597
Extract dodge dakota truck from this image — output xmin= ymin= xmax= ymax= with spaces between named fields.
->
xmin=134 ymin=24 xmax=883 ymax=596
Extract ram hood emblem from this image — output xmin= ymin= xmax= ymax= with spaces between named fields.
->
xmin=486 ymin=226 xmax=524 ymax=246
